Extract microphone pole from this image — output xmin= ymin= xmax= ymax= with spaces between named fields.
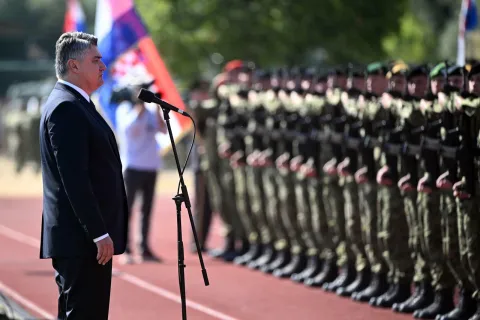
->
xmin=158 ymin=102 xmax=210 ymax=320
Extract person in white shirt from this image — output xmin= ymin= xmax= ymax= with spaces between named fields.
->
xmin=115 ymin=84 xmax=167 ymax=264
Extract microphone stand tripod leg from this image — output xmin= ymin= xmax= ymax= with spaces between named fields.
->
xmin=173 ymin=194 xmax=187 ymax=320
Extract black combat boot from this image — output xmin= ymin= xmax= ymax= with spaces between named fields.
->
xmin=337 ymin=267 xmax=371 ymax=298
xmin=233 ymin=243 xmax=262 ymax=266
xmin=208 ymin=236 xmax=237 ymax=262
xmin=437 ymin=288 xmax=476 ymax=320
xmin=394 ymin=280 xmax=434 ymax=313
xmin=323 ymin=262 xmax=356 ymax=293
xmin=352 ymin=272 xmax=389 ymax=302
xmin=373 ymin=279 xmax=411 ymax=308
xmin=248 ymin=244 xmax=276 ymax=269
xmin=413 ymin=287 xmax=455 ymax=319
xmin=261 ymin=249 xmax=291 ymax=274
xmin=273 ymin=253 xmax=307 ymax=278
xmin=304 ymin=258 xmax=338 ymax=287
xmin=291 ymin=255 xmax=322 ymax=283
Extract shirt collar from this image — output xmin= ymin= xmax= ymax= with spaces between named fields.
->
xmin=57 ymin=79 xmax=90 ymax=102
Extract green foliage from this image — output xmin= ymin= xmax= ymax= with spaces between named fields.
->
xmin=135 ymin=0 xmax=409 ymax=80
xmin=382 ymin=11 xmax=437 ymax=63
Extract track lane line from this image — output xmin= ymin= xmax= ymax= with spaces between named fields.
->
xmin=0 ymin=225 xmax=240 ymax=320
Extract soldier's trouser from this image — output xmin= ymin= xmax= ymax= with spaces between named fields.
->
xmin=246 ymin=166 xmax=272 ymax=245
xmin=308 ymin=177 xmax=335 ymax=261
xmin=219 ymin=159 xmax=245 ymax=240
xmin=232 ymin=165 xmax=259 ymax=244
xmin=205 ymin=161 xmax=234 ymax=239
xmin=343 ymin=177 xmax=369 ymax=272
xmin=456 ymin=194 xmax=480 ymax=300
xmin=378 ymin=185 xmax=413 ymax=284
xmin=419 ymin=191 xmax=455 ymax=290
xmin=295 ymin=172 xmax=320 ymax=257
xmin=442 ymin=191 xmax=471 ymax=290
xmin=402 ymin=190 xmax=430 ymax=284
xmin=359 ymin=181 xmax=388 ymax=274
xmin=277 ymin=169 xmax=304 ymax=255
xmin=263 ymin=166 xmax=290 ymax=250
xmin=323 ymin=176 xmax=353 ymax=268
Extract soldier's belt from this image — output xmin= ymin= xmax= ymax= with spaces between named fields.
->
xmin=271 ymin=130 xmax=282 ymax=140
xmin=385 ymin=142 xmax=402 ymax=155
xmin=441 ymin=146 xmax=458 ymax=159
xmin=423 ymin=138 xmax=441 ymax=152
xmin=365 ymin=137 xmax=382 ymax=148
xmin=406 ymin=144 xmax=421 ymax=156
xmin=347 ymin=137 xmax=362 ymax=150
xmin=234 ymin=127 xmax=249 ymax=137
xmin=330 ymin=132 xmax=344 ymax=144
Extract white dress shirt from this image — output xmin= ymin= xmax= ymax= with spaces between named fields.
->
xmin=57 ymin=78 xmax=109 ymax=244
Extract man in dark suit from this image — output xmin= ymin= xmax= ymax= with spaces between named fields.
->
xmin=39 ymin=31 xmax=128 ymax=320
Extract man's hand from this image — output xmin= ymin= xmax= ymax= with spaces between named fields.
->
xmin=96 ymin=236 xmax=114 ymax=265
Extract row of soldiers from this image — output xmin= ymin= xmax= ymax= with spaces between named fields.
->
xmin=190 ymin=59 xmax=480 ymax=320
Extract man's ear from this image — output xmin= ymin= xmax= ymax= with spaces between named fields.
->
xmin=67 ymin=59 xmax=80 ymax=74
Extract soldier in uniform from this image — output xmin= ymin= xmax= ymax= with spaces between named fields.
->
xmin=336 ymin=65 xmax=372 ymax=297
xmin=228 ymin=66 xmax=262 ymax=265
xmin=449 ymin=63 xmax=480 ymax=320
xmin=286 ymin=68 xmax=323 ymax=280
xmin=186 ymin=79 xmax=214 ymax=252
xmin=436 ymin=63 xmax=479 ymax=320
xmin=269 ymin=68 xmax=308 ymax=278
xmin=234 ymin=69 xmax=276 ymax=266
xmin=304 ymin=70 xmax=339 ymax=287
xmin=371 ymin=61 xmax=413 ymax=308
xmin=248 ymin=69 xmax=286 ymax=271
xmin=322 ymin=67 xmax=357 ymax=293
xmin=204 ymin=62 xmax=244 ymax=261
xmin=351 ymin=62 xmax=390 ymax=303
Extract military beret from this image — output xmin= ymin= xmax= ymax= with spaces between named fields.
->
xmin=429 ymin=62 xmax=446 ymax=79
xmin=254 ymin=69 xmax=271 ymax=80
xmin=447 ymin=65 xmax=466 ymax=76
xmin=386 ymin=61 xmax=409 ymax=79
xmin=468 ymin=63 xmax=480 ymax=78
xmin=407 ymin=64 xmax=429 ymax=80
xmin=366 ymin=62 xmax=388 ymax=75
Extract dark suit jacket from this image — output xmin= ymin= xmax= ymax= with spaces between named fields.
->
xmin=39 ymin=82 xmax=128 ymax=259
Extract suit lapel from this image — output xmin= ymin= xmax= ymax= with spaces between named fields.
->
xmin=56 ymin=83 xmax=122 ymax=164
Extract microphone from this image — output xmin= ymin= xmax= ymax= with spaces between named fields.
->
xmin=137 ymin=88 xmax=191 ymax=117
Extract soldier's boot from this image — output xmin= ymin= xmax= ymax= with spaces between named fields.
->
xmin=392 ymin=281 xmax=421 ymax=312
xmin=273 ymin=253 xmax=307 ymax=278
xmin=372 ymin=280 xmax=411 ymax=308
xmin=337 ymin=267 xmax=371 ymax=297
xmin=291 ymin=256 xmax=322 ymax=283
xmin=466 ymin=301 xmax=480 ymax=320
xmin=413 ymin=288 xmax=455 ymax=319
xmin=437 ymin=288 xmax=476 ymax=320
xmin=304 ymin=258 xmax=338 ymax=287
xmin=394 ymin=280 xmax=434 ymax=313
xmin=208 ymin=236 xmax=237 ymax=262
xmin=247 ymin=244 xmax=276 ymax=269
xmin=261 ymin=249 xmax=291 ymax=274
xmin=234 ymin=243 xmax=263 ymax=266
xmin=352 ymin=272 xmax=389 ymax=302
xmin=323 ymin=262 xmax=356 ymax=292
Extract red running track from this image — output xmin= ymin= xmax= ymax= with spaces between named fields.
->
xmin=0 ymin=196 xmax=413 ymax=320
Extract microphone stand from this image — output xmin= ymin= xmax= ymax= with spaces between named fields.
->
xmin=161 ymin=107 xmax=209 ymax=320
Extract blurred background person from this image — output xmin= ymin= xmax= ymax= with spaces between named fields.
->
xmin=186 ymin=78 xmax=214 ymax=253
xmin=114 ymin=80 xmax=167 ymax=264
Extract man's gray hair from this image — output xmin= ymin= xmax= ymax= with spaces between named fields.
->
xmin=55 ymin=32 xmax=98 ymax=78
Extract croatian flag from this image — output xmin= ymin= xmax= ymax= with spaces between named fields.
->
xmin=457 ymin=0 xmax=478 ymax=66
xmin=94 ymin=0 xmax=191 ymax=154
xmin=63 ymin=0 xmax=86 ymax=33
